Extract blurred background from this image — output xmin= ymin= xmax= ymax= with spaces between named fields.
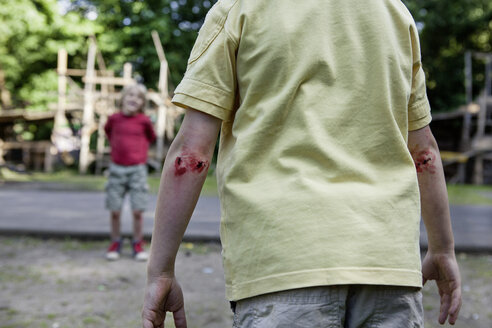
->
xmin=0 ymin=1 xmax=491 ymax=328
xmin=0 ymin=0 xmax=491 ymax=183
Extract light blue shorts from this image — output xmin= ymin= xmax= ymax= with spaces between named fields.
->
xmin=105 ymin=163 xmax=149 ymax=212
xmin=232 ymin=285 xmax=423 ymax=328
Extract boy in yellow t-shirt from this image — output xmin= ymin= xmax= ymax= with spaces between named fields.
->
xmin=143 ymin=1 xmax=461 ymax=327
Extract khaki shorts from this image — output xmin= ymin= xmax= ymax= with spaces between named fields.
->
xmin=232 ymin=285 xmax=423 ymax=328
xmin=105 ymin=163 xmax=149 ymax=212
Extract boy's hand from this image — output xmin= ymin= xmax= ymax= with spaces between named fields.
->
xmin=422 ymin=251 xmax=462 ymax=325
xmin=142 ymin=275 xmax=187 ymax=328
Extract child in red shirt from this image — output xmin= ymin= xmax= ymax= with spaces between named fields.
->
xmin=104 ymin=84 xmax=156 ymax=261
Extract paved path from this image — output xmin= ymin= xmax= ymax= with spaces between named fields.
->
xmin=0 ymin=188 xmax=491 ymax=251
xmin=0 ymin=189 xmax=220 ymax=241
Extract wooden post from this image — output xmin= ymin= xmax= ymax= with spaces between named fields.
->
xmin=0 ymin=139 xmax=5 ymax=165
xmin=22 ymin=145 xmax=30 ymax=170
xmin=462 ymin=51 xmax=473 ymax=149
xmin=156 ymin=61 xmax=169 ymax=165
xmin=95 ymin=51 xmax=109 ymax=175
xmin=56 ymin=49 xmax=68 ymax=122
xmin=123 ymin=62 xmax=133 ymax=82
xmin=79 ymin=38 xmax=97 ymax=174
xmin=473 ymin=55 xmax=492 ymax=184
xmin=44 ymin=145 xmax=55 ymax=173
xmin=152 ymin=30 xmax=166 ymax=63
xmin=152 ymin=31 xmax=170 ymax=167
xmin=52 ymin=49 xmax=70 ymax=155
xmin=95 ymin=71 xmax=109 ymax=175
xmin=0 ymin=66 xmax=12 ymax=110
xmin=457 ymin=51 xmax=474 ymax=183
xmin=95 ymin=114 xmax=108 ymax=175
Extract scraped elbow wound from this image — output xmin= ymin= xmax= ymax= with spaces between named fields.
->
xmin=174 ymin=155 xmax=209 ymax=176
xmin=412 ymin=149 xmax=437 ymax=174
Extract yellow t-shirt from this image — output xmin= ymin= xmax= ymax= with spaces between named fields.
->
xmin=172 ymin=0 xmax=431 ymax=301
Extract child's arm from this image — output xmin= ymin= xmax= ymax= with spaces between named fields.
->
xmin=142 ymin=109 xmax=221 ymax=328
xmin=104 ymin=116 xmax=112 ymax=141
xmin=145 ymin=116 xmax=157 ymax=143
xmin=408 ymin=125 xmax=462 ymax=325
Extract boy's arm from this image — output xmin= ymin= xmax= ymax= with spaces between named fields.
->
xmin=408 ymin=125 xmax=462 ymax=325
xmin=104 ymin=116 xmax=112 ymax=141
xmin=142 ymin=109 xmax=221 ymax=328
xmin=145 ymin=117 xmax=157 ymax=143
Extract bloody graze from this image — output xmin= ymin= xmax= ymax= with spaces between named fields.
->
xmin=174 ymin=155 xmax=209 ymax=176
xmin=414 ymin=150 xmax=436 ymax=174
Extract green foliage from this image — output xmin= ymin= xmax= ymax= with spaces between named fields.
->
xmin=18 ymin=70 xmax=58 ymax=111
xmin=0 ymin=0 xmax=98 ymax=109
xmin=403 ymin=0 xmax=492 ymax=111
xmin=65 ymin=0 xmax=217 ymax=89
xmin=1 ymin=0 xmax=490 ymax=115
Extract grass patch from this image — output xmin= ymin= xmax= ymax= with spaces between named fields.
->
xmin=179 ymin=242 xmax=220 ymax=255
xmin=1 ymin=168 xmax=218 ymax=196
xmin=5 ymin=168 xmax=492 ymax=205
xmin=0 ymin=265 xmax=44 ymax=284
xmin=447 ymin=184 xmax=492 ymax=206
xmin=59 ymin=238 xmax=107 ymax=251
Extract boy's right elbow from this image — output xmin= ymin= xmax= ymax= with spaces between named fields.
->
xmin=408 ymin=126 xmax=440 ymax=174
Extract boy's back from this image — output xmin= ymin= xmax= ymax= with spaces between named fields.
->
xmin=173 ymin=0 xmax=431 ymax=301
xmin=143 ymin=1 xmax=461 ymax=327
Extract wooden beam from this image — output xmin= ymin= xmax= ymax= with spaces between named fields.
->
xmin=151 ymin=30 xmax=166 ymax=63
xmin=65 ymin=68 xmax=114 ymax=77
xmin=82 ymin=76 xmax=134 ymax=85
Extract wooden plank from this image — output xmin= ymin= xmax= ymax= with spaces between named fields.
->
xmin=82 ymin=76 xmax=134 ymax=85
xmin=151 ymin=30 xmax=166 ymax=63
xmin=0 ymin=110 xmax=56 ymax=122
xmin=1 ymin=141 xmax=53 ymax=150
xmin=66 ymin=68 xmax=114 ymax=77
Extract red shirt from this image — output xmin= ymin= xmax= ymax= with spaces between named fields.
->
xmin=104 ymin=112 xmax=156 ymax=166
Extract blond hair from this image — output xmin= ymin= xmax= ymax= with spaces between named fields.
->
xmin=120 ymin=83 xmax=147 ymax=112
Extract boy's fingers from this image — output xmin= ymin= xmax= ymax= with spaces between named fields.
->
xmin=448 ymin=290 xmax=462 ymax=325
xmin=142 ymin=319 xmax=153 ymax=328
xmin=439 ymin=293 xmax=451 ymax=324
xmin=173 ymin=307 xmax=187 ymax=328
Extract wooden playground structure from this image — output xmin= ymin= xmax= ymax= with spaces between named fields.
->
xmin=0 ymin=32 xmax=182 ymax=175
xmin=435 ymin=51 xmax=492 ymax=184
xmin=0 ymin=45 xmax=491 ymax=183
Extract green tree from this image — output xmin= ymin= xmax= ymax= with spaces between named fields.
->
xmin=0 ymin=0 xmax=98 ymax=109
xmin=65 ymin=0 xmax=217 ymax=90
xmin=403 ymin=0 xmax=492 ymax=112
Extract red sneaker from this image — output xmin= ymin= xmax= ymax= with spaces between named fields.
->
xmin=106 ymin=240 xmax=121 ymax=261
xmin=132 ymin=240 xmax=148 ymax=261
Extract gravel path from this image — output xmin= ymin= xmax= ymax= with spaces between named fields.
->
xmin=1 ymin=236 xmax=491 ymax=328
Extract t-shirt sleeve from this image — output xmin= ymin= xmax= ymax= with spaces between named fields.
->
xmin=171 ymin=0 xmax=240 ymax=122
xmin=408 ymin=24 xmax=432 ymax=131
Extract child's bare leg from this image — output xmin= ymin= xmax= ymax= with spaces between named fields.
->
xmin=132 ymin=210 xmax=148 ymax=260
xmin=132 ymin=210 xmax=144 ymax=241
xmin=110 ymin=211 xmax=121 ymax=240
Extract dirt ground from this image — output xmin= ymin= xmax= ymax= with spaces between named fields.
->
xmin=0 ymin=236 xmax=491 ymax=328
